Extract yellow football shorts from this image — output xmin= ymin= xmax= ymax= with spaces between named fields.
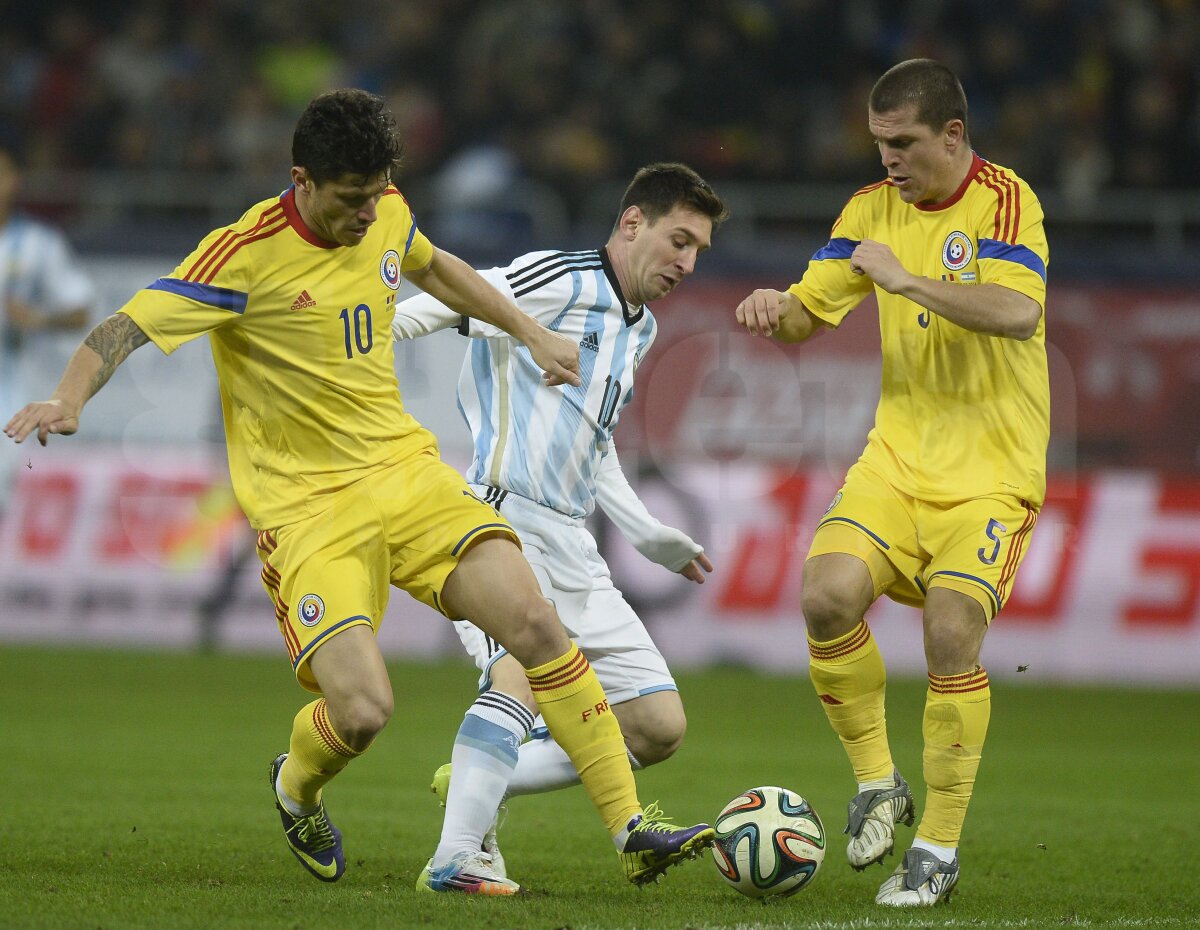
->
xmin=255 ymin=444 xmax=518 ymax=692
xmin=807 ymin=460 xmax=1038 ymax=621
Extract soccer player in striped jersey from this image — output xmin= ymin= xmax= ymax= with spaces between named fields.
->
xmin=5 ymin=92 xmax=714 ymax=892
xmin=0 ymin=142 xmax=94 ymax=515
xmin=392 ymin=163 xmax=727 ymax=893
xmin=737 ymin=60 xmax=1049 ymax=907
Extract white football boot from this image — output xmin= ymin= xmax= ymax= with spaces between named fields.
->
xmin=845 ymin=768 xmax=915 ymax=869
xmin=876 ymin=847 xmax=959 ymax=906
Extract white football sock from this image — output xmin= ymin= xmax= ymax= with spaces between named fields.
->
xmin=912 ymin=837 xmax=958 ymax=864
xmin=274 ymin=771 xmax=316 ymax=817
xmin=857 ymin=775 xmax=895 ymax=794
xmin=432 ymin=690 xmax=533 ymax=868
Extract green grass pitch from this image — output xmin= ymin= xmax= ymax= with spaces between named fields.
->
xmin=2 ymin=645 xmax=1197 ymax=929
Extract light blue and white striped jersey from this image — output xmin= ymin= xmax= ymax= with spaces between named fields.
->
xmin=392 ymin=248 xmax=656 ymax=518
xmin=0 ymin=214 xmax=94 ymax=410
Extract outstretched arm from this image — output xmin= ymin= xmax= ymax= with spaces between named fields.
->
xmin=595 ymin=446 xmax=713 ymax=584
xmin=4 ymin=312 xmax=149 ymax=445
xmin=735 ymin=288 xmax=824 ymax=343
xmin=405 ymin=247 xmax=581 ymax=386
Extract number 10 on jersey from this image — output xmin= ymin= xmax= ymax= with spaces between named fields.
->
xmin=339 ymin=304 xmax=374 ymax=358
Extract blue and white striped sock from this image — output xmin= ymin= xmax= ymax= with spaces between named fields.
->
xmin=432 ymin=690 xmax=534 ymax=868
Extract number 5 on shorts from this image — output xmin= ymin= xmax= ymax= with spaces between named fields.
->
xmin=977 ymin=518 xmax=1007 ymax=566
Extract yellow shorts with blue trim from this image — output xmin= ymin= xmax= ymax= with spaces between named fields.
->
xmin=256 ymin=446 xmax=517 ymax=692
xmin=807 ymin=460 xmax=1038 ymax=621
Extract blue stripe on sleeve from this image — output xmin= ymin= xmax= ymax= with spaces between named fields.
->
xmin=978 ymin=239 xmax=1047 ymax=281
xmin=812 ymin=237 xmax=859 ymax=261
xmin=405 ymin=219 xmax=417 ymax=257
xmin=147 ymin=278 xmax=248 ymax=313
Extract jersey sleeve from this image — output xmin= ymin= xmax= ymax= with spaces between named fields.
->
xmin=787 ymin=191 xmax=875 ymax=328
xmin=391 ymin=267 xmax=515 ymax=340
xmin=397 ymin=197 xmax=434 ymax=272
xmin=119 ymin=229 xmax=249 ymax=355
xmin=975 ymin=179 xmax=1048 ymax=310
xmin=457 ymin=254 xmax=572 ymax=338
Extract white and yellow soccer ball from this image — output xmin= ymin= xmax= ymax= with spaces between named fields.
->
xmin=711 ymin=786 xmax=826 ymax=898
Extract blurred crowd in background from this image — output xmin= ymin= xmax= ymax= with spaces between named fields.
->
xmin=2 ymin=0 xmax=1197 ymax=219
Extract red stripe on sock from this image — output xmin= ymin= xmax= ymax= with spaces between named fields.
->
xmin=527 ymin=650 xmax=590 ymax=692
xmin=313 ymin=699 xmax=355 ymax=757
xmin=808 ymin=621 xmax=870 ymax=660
xmin=929 ymin=668 xmax=990 ymax=695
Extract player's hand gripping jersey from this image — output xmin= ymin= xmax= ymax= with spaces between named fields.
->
xmin=792 ymin=154 xmax=1049 ymax=506
xmin=120 ymin=186 xmax=435 ymax=528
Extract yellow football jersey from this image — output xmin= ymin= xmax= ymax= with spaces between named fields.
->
xmin=120 ymin=186 xmax=436 ymax=528
xmin=790 ymin=154 xmax=1050 ymax=507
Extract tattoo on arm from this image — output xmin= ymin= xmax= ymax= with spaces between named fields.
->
xmin=83 ymin=313 xmax=150 ymax=398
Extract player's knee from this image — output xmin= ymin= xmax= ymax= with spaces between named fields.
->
xmin=802 ymin=578 xmax=864 ymax=640
xmin=629 ymin=720 xmax=686 ymax=767
xmin=621 ymin=702 xmax=687 ymax=767
xmin=923 ymin=592 xmax=987 ymax=674
xmin=924 ymin=618 xmax=982 ymax=674
xmin=496 ymin=594 xmax=569 ymax=668
xmin=330 ymin=689 xmax=394 ymax=751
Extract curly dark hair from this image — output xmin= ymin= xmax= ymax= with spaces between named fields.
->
xmin=616 ymin=162 xmax=728 ymax=230
xmin=291 ymin=89 xmax=404 ymax=183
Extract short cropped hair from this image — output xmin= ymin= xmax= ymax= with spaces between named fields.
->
xmin=617 ymin=163 xmax=728 ymax=230
xmin=870 ymin=59 xmax=969 ymax=139
xmin=292 ymin=89 xmax=404 ymax=184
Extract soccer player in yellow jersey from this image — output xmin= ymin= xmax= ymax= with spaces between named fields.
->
xmin=737 ymin=59 xmax=1049 ymax=907
xmin=5 ymin=89 xmax=713 ymax=893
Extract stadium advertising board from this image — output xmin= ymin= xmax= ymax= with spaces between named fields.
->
xmin=0 ymin=449 xmax=1196 ymax=684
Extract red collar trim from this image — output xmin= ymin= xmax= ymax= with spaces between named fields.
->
xmin=915 ymin=153 xmax=985 ymax=212
xmin=280 ymin=186 xmax=340 ymax=249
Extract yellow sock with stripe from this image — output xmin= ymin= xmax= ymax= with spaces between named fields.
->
xmin=808 ymin=620 xmax=894 ymax=783
xmin=525 ymin=643 xmax=641 ymax=842
xmin=277 ymin=699 xmax=361 ymax=813
xmin=918 ymin=667 xmax=991 ymax=848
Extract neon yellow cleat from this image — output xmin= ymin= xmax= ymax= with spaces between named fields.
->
xmin=619 ymin=802 xmax=715 ymax=885
xmin=268 ymin=753 xmax=344 ymax=882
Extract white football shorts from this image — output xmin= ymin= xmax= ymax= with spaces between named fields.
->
xmin=453 ymin=485 xmax=677 ymax=708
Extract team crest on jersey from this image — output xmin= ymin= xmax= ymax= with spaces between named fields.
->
xmin=941 ymin=231 xmax=973 ymax=271
xmin=297 ymin=593 xmax=326 ymax=627
xmin=379 ymin=250 xmax=401 ymax=290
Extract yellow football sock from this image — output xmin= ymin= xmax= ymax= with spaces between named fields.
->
xmin=808 ymin=620 xmax=894 ymax=783
xmin=918 ymin=667 xmax=991 ymax=847
xmin=526 ymin=643 xmax=641 ymax=838
xmin=278 ymin=698 xmax=361 ymax=810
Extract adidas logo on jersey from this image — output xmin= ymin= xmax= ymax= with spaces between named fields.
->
xmin=290 ymin=290 xmax=317 ymax=310
xmin=580 ymin=331 xmax=600 ymax=352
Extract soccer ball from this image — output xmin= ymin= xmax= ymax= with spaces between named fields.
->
xmin=710 ymin=786 xmax=826 ymax=898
